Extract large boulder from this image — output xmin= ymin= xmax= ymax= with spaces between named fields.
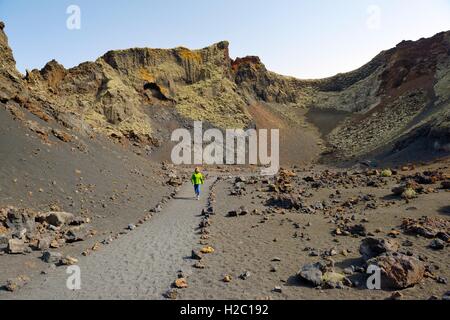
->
xmin=266 ymin=194 xmax=301 ymax=210
xmin=298 ymin=262 xmax=326 ymax=287
xmin=44 ymin=212 xmax=75 ymax=227
xmin=359 ymin=237 xmax=400 ymax=261
xmin=367 ymin=253 xmax=425 ymax=289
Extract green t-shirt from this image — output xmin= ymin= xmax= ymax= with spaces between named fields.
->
xmin=191 ymin=172 xmax=204 ymax=185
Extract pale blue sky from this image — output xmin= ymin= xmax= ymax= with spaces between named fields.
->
xmin=1 ymin=0 xmax=449 ymax=79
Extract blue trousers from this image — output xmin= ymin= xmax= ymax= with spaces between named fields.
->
xmin=194 ymin=184 xmax=201 ymax=196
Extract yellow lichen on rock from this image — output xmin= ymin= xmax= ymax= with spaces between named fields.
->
xmin=176 ymin=47 xmax=202 ymax=63
xmin=138 ymin=68 xmax=156 ymax=83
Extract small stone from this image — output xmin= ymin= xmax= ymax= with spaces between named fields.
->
xmin=390 ymin=291 xmax=403 ymax=300
xmin=4 ymin=275 xmax=30 ymax=292
xmin=200 ymin=246 xmax=214 ymax=254
xmin=41 ymin=251 xmax=62 ymax=264
xmin=193 ymin=262 xmax=206 ymax=269
xmin=239 ymin=271 xmax=251 ymax=280
xmin=429 ymin=239 xmax=445 ymax=250
xmin=223 ymin=275 xmax=232 ymax=283
xmin=60 ymin=256 xmax=78 ymax=266
xmin=272 ymin=286 xmax=282 ymax=293
xmin=329 ymin=248 xmax=338 ymax=256
xmin=174 ymin=278 xmax=188 ymax=289
xmin=50 ymin=239 xmax=60 ymax=248
xmin=272 ymin=257 xmax=281 ymax=262
xmin=227 ymin=210 xmax=238 ymax=217
xmin=191 ymin=250 xmax=203 ymax=260
xmin=127 ymin=224 xmax=136 ymax=231
xmin=239 ymin=206 xmax=249 ymax=216
xmin=437 ymin=276 xmax=448 ymax=284
xmin=309 ymin=251 xmax=320 ymax=257
xmin=343 ymin=267 xmax=354 ymax=275
xmin=163 ymin=289 xmax=178 ymax=300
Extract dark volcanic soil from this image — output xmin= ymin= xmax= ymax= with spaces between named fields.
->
xmin=0 ymin=107 xmax=171 ymax=287
xmin=181 ymin=162 xmax=450 ymax=300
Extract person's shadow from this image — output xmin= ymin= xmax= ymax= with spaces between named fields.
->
xmin=173 ymin=196 xmax=197 ymax=201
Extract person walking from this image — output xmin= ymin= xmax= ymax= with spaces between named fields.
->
xmin=191 ymin=167 xmax=205 ymax=200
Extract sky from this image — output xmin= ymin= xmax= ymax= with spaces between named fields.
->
xmin=0 ymin=0 xmax=449 ymax=79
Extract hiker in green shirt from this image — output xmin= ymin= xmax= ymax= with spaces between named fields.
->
xmin=191 ymin=167 xmax=205 ymax=200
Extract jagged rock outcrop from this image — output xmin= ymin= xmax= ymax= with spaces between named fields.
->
xmin=0 ymin=22 xmax=27 ymax=104
xmin=327 ymin=32 xmax=450 ymax=160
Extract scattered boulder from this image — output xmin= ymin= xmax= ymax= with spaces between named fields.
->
xmin=429 ymin=239 xmax=445 ymax=250
xmin=392 ymin=180 xmax=422 ymax=198
xmin=167 ymin=176 xmax=183 ymax=187
xmin=7 ymin=238 xmax=26 ymax=254
xmin=64 ymin=226 xmax=91 ymax=243
xmin=41 ymin=251 xmax=62 ymax=264
xmin=191 ymin=250 xmax=203 ymax=260
xmin=45 ymin=211 xmax=75 ymax=227
xmin=227 ymin=210 xmax=238 ymax=217
xmin=298 ymin=262 xmax=325 ymax=287
xmin=238 ymin=206 xmax=249 ymax=216
xmin=359 ymin=237 xmax=400 ymax=261
xmin=402 ymin=188 xmax=417 ymax=199
xmin=441 ymin=181 xmax=450 ymax=190
xmin=401 ymin=217 xmax=450 ymax=239
xmin=37 ymin=237 xmax=52 ymax=251
xmin=340 ymin=224 xmax=367 ymax=237
xmin=322 ymin=272 xmax=347 ymax=289
xmin=2 ymin=207 xmax=36 ymax=236
xmin=239 ymin=271 xmax=251 ymax=280
xmin=380 ymin=169 xmax=392 ymax=177
xmin=266 ymin=194 xmax=301 ymax=210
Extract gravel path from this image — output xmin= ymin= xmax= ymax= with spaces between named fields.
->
xmin=3 ymin=180 xmax=212 ymax=300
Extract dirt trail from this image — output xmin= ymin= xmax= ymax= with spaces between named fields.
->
xmin=1 ymin=180 xmax=213 ymax=300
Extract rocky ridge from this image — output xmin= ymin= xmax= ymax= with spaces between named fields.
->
xmin=1 ymin=21 xmax=449 ymax=162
